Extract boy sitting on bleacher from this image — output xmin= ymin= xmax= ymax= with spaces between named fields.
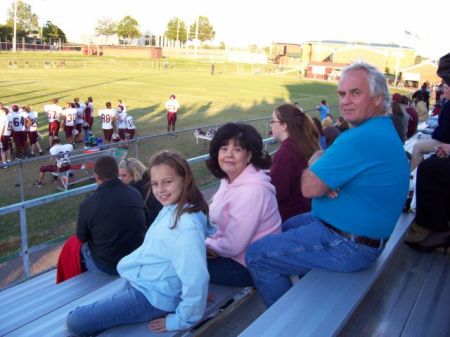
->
xmin=33 ymin=137 xmax=73 ymax=188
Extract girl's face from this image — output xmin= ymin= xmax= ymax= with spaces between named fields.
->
xmin=150 ymin=164 xmax=184 ymax=206
xmin=118 ymin=168 xmax=133 ymax=185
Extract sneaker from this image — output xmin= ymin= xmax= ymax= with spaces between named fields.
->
xmin=39 ymin=151 xmax=44 ymax=156
xmin=33 ymin=182 xmax=42 ymax=188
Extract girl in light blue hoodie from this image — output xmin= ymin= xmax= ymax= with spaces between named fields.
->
xmin=67 ymin=150 xmax=210 ymax=336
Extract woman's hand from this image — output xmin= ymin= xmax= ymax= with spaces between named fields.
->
xmin=148 ymin=317 xmax=167 ymax=333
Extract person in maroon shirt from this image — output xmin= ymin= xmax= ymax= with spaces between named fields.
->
xmin=269 ymin=103 xmax=320 ymax=221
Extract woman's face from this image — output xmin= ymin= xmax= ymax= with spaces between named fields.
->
xmin=270 ymin=111 xmax=287 ymax=141
xmin=218 ymin=138 xmax=252 ymax=183
xmin=119 ymin=168 xmax=133 ymax=184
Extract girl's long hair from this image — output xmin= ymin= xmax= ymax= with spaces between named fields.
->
xmin=148 ymin=149 xmax=208 ymax=228
xmin=275 ymin=104 xmax=320 ymax=160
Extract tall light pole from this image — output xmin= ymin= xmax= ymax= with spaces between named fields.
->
xmin=176 ymin=18 xmax=180 ymax=47
xmin=194 ymin=16 xmax=199 ymax=59
xmin=12 ymin=0 xmax=18 ymax=52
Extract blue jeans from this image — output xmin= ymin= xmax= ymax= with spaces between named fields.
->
xmin=81 ymin=243 xmax=117 ymax=276
xmin=66 ymin=280 xmax=168 ymax=336
xmin=207 ymin=256 xmax=254 ymax=287
xmin=245 ymin=212 xmax=382 ymax=307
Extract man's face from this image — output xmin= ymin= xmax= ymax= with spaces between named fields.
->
xmin=337 ymin=69 xmax=383 ymax=125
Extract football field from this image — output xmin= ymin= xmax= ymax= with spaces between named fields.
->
xmin=0 ymin=52 xmax=340 ymax=260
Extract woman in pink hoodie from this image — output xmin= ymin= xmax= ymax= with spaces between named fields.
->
xmin=205 ymin=123 xmax=282 ymax=287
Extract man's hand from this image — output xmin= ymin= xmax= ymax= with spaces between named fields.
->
xmin=148 ymin=317 xmax=167 ymax=333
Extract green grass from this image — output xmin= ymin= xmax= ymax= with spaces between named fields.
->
xmin=0 ymin=51 xmax=340 ymax=259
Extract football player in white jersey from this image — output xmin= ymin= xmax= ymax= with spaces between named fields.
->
xmin=10 ymin=104 xmax=29 ymax=159
xmin=44 ymin=98 xmax=62 ymax=148
xmin=125 ymin=114 xmax=136 ymax=140
xmin=61 ymin=102 xmax=78 ymax=145
xmin=116 ymin=105 xmax=128 ymax=141
xmin=24 ymin=106 xmax=43 ymax=156
xmin=74 ymin=97 xmax=86 ymax=142
xmin=98 ymin=101 xmax=117 ymax=144
xmin=117 ymin=99 xmax=127 ymax=112
xmin=165 ymin=94 xmax=179 ymax=136
xmin=0 ymin=107 xmax=12 ymax=166
xmin=85 ymin=97 xmax=94 ymax=129
xmin=33 ymin=137 xmax=73 ymax=187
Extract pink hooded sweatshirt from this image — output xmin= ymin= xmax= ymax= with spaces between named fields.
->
xmin=206 ymin=164 xmax=282 ymax=266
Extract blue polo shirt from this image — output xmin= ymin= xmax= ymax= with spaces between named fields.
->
xmin=319 ymin=104 xmax=329 ymax=120
xmin=311 ymin=116 xmax=409 ymax=239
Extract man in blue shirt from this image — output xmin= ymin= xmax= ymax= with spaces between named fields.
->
xmin=246 ymin=62 xmax=410 ymax=307
xmin=316 ymin=99 xmax=329 ymax=120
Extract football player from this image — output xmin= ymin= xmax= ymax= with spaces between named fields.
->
xmin=44 ymin=98 xmax=62 ymax=148
xmin=98 ymin=101 xmax=117 ymax=144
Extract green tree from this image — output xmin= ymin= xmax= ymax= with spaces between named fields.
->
xmin=116 ymin=15 xmax=140 ymax=44
xmin=6 ymin=0 xmax=39 ymax=38
xmin=188 ymin=16 xmax=215 ymax=42
xmin=164 ymin=17 xmax=187 ymax=43
xmin=42 ymin=21 xmax=67 ymax=43
xmin=0 ymin=24 xmax=13 ymax=40
xmin=95 ymin=17 xmax=117 ymax=41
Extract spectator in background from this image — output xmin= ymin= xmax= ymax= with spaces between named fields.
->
xmin=269 ymin=103 xmax=320 ymax=222
xmin=413 ymin=91 xmax=429 ymax=123
xmin=312 ymin=117 xmax=327 ymax=150
xmin=390 ymin=99 xmax=409 ymax=144
xmin=405 ymin=143 xmax=450 ymax=252
xmin=321 ymin=115 xmax=341 ymax=147
xmin=402 ymin=95 xmax=419 ymax=139
xmin=316 ymin=99 xmax=329 ymax=120
xmin=335 ymin=116 xmax=350 ymax=132
xmin=205 ymin=122 xmax=281 ymax=287
xmin=118 ymin=158 xmax=163 ymax=227
xmin=76 ymin=156 xmax=147 ymax=275
xmin=411 ymin=79 xmax=450 ymax=170
xmin=413 ymin=82 xmax=431 ymax=111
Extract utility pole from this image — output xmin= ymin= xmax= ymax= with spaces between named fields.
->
xmin=13 ymin=0 xmax=18 ymax=52
xmin=194 ymin=16 xmax=199 ymax=59
xmin=176 ymin=18 xmax=180 ymax=47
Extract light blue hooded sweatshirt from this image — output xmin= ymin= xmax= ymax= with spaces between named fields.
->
xmin=117 ymin=205 xmax=209 ymax=331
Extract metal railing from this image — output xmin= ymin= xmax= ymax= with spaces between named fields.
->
xmin=0 ymin=125 xmax=276 ymax=285
xmin=0 ymin=105 xmax=338 ymax=285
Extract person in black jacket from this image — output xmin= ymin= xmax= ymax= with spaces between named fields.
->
xmin=118 ymin=157 xmax=163 ymax=227
xmin=76 ymin=156 xmax=147 ymax=275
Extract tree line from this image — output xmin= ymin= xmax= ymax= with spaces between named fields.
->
xmin=0 ymin=0 xmax=216 ymax=46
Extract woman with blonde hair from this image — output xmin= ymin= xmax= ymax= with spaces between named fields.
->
xmin=321 ymin=115 xmax=341 ymax=147
xmin=270 ymin=103 xmax=320 ymax=221
xmin=118 ymin=158 xmax=162 ymax=226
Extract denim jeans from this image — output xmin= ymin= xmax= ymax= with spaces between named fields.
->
xmin=245 ymin=212 xmax=382 ymax=307
xmin=66 ymin=280 xmax=168 ymax=336
xmin=81 ymin=242 xmax=117 ymax=276
xmin=207 ymin=256 xmax=254 ymax=287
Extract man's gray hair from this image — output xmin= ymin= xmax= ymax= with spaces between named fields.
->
xmin=340 ymin=61 xmax=390 ymax=112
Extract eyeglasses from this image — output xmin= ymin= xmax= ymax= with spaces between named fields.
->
xmin=269 ymin=119 xmax=281 ymax=125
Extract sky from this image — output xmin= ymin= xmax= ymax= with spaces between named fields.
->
xmin=0 ymin=0 xmax=449 ymax=60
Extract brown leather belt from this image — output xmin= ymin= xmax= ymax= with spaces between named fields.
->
xmin=322 ymin=221 xmax=386 ymax=249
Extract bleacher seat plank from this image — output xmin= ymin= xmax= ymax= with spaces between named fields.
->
xmin=1 ymin=272 xmax=117 ymax=336
xmin=0 ymin=269 xmax=56 ymax=307
xmin=400 ymin=253 xmax=450 ymax=337
xmin=239 ymin=212 xmax=414 ymax=337
xmin=338 ymin=244 xmax=437 ymax=336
